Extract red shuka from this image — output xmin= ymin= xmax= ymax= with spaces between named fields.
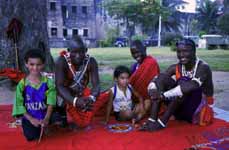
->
xmin=129 ymin=56 xmax=160 ymax=100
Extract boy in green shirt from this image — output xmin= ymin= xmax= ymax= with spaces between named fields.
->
xmin=12 ymin=49 xmax=58 ymax=141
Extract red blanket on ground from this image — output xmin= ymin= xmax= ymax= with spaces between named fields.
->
xmin=1 ymin=105 xmax=229 ymax=150
xmin=0 ymin=68 xmax=25 ymax=82
xmin=129 ymin=56 xmax=160 ymax=99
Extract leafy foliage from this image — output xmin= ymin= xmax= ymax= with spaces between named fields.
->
xmin=103 ymin=0 xmax=185 ymax=37
xmin=217 ymin=13 xmax=229 ymax=35
xmin=196 ymin=0 xmax=222 ymax=34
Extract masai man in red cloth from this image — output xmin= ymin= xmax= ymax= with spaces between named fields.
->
xmin=140 ymin=39 xmax=214 ymax=131
xmin=129 ymin=40 xmax=160 ymax=119
xmin=55 ymin=36 xmax=108 ymax=127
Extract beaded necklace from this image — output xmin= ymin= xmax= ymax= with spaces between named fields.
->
xmin=181 ymin=58 xmax=200 ymax=78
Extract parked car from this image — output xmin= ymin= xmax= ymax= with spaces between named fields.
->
xmin=114 ymin=37 xmax=128 ymax=47
xmin=143 ymin=37 xmax=159 ymax=47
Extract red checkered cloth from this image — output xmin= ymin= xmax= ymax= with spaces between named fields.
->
xmin=67 ymin=88 xmax=109 ymax=127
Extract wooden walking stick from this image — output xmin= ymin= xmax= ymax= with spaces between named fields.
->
xmin=6 ymin=18 xmax=23 ymax=69
xmin=38 ymin=125 xmax=44 ymax=144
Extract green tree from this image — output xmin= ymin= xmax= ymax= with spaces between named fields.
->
xmin=196 ymin=0 xmax=222 ymax=34
xmin=217 ymin=13 xmax=229 ymax=35
xmin=103 ymin=0 xmax=163 ymax=38
xmin=103 ymin=0 xmax=185 ymax=38
xmin=161 ymin=0 xmax=185 ymax=32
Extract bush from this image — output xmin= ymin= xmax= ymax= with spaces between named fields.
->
xmin=198 ymin=31 xmax=207 ymax=38
xmin=131 ymin=34 xmax=147 ymax=41
xmin=162 ymin=32 xmax=183 ymax=51
xmin=98 ymin=40 xmax=111 ymax=47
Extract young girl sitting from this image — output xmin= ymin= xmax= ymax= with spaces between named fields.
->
xmin=105 ymin=65 xmax=146 ymax=125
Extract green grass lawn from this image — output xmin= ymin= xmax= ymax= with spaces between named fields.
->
xmin=51 ymin=47 xmax=229 ymax=90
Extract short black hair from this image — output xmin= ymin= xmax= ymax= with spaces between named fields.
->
xmin=113 ymin=65 xmax=130 ymax=78
xmin=130 ymin=40 xmax=146 ymax=53
xmin=24 ymin=48 xmax=45 ymax=63
xmin=176 ymin=38 xmax=196 ymax=52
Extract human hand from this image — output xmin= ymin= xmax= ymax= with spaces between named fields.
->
xmin=82 ymin=97 xmax=94 ymax=111
xmin=41 ymin=117 xmax=50 ymax=127
xmin=75 ymin=97 xmax=93 ymax=111
xmin=30 ymin=118 xmax=41 ymax=127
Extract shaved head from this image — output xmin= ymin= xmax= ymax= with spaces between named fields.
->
xmin=68 ymin=36 xmax=87 ymax=52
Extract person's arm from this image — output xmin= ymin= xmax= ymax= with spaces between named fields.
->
xmin=179 ymin=63 xmax=211 ymax=94
xmin=41 ymin=105 xmax=53 ymax=127
xmin=24 ymin=112 xmax=41 ymax=127
xmin=132 ymin=88 xmax=144 ymax=109
xmin=88 ymin=57 xmax=100 ymax=99
xmin=12 ymin=79 xmax=27 ymax=117
xmin=201 ymin=64 xmax=214 ymax=97
xmin=147 ymin=64 xmax=176 ymax=100
xmin=163 ymin=62 xmax=213 ymax=99
xmin=105 ymin=90 xmax=113 ymax=124
xmin=165 ymin=64 xmax=176 ymax=77
xmin=55 ymin=57 xmax=75 ymax=104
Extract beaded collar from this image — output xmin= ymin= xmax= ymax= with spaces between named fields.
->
xmin=181 ymin=58 xmax=200 ymax=79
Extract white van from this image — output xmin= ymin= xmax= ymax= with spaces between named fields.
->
xmin=199 ymin=35 xmax=228 ymax=49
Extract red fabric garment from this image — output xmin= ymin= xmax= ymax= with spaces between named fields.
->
xmin=199 ymin=105 xmax=214 ymax=126
xmin=207 ymin=96 xmax=214 ymax=105
xmin=67 ymin=89 xmax=109 ymax=127
xmin=0 ymin=68 xmax=25 ymax=82
xmin=59 ymin=50 xmax=109 ymax=127
xmin=129 ymin=56 xmax=160 ymax=99
xmin=1 ymin=105 xmax=229 ymax=150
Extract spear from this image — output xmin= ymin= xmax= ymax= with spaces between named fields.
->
xmin=6 ymin=18 xmax=23 ymax=69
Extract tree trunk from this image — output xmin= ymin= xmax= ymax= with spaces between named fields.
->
xmin=0 ymin=0 xmax=54 ymax=73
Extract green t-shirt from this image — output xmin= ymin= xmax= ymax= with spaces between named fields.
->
xmin=12 ymin=76 xmax=56 ymax=117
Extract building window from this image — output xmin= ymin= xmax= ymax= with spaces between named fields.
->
xmin=50 ymin=2 xmax=56 ymax=11
xmin=72 ymin=6 xmax=77 ymax=13
xmin=62 ymin=5 xmax=67 ymax=13
xmin=63 ymin=29 xmax=68 ymax=37
xmin=62 ymin=5 xmax=67 ymax=18
xmin=82 ymin=6 xmax=87 ymax=15
xmin=51 ymin=28 xmax=57 ymax=37
xmin=72 ymin=29 xmax=78 ymax=36
xmin=83 ymin=29 xmax=88 ymax=37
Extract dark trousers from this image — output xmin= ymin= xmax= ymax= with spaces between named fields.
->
xmin=22 ymin=118 xmax=41 ymax=141
xmin=21 ymin=111 xmax=63 ymax=141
